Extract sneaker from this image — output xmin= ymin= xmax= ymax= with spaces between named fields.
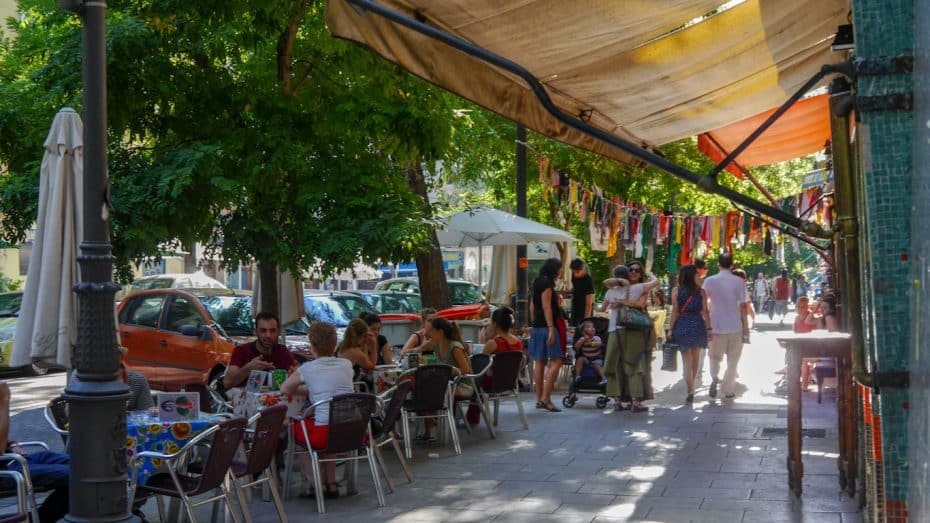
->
xmin=709 ymin=379 xmax=718 ymax=398
xmin=724 ymin=392 xmax=736 ymax=399
xmin=599 ymin=378 xmax=608 ymax=386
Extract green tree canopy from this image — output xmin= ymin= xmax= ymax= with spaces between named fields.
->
xmin=0 ymin=0 xmax=457 ymax=285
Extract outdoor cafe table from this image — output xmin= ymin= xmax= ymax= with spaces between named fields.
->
xmin=370 ymin=364 xmax=406 ymax=393
xmin=126 ymin=411 xmax=228 ymax=486
xmin=776 ymin=331 xmax=856 ymax=497
xmin=226 ymin=387 xmax=305 ymax=418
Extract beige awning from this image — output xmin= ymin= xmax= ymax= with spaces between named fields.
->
xmin=327 ymin=0 xmax=848 ymax=166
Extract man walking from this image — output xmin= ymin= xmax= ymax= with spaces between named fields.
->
xmin=569 ymin=258 xmax=595 ymax=326
xmin=773 ymin=268 xmax=791 ymax=326
xmin=702 ymin=253 xmax=750 ymax=399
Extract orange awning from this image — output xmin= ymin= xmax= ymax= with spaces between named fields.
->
xmin=698 ymin=93 xmax=831 ymax=176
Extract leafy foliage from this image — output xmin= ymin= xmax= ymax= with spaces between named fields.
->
xmin=0 ymin=0 xmax=460 ymax=283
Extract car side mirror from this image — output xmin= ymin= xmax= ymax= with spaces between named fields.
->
xmin=179 ymin=325 xmax=201 ymax=337
xmin=198 ymin=325 xmax=214 ymax=341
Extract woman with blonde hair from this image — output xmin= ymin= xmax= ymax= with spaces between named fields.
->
xmin=336 ymin=318 xmax=376 ymax=373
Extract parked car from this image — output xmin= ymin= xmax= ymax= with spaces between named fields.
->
xmin=351 ymin=290 xmax=423 ymax=315
xmin=117 ymin=288 xmax=311 ymax=392
xmin=0 ymin=292 xmax=49 ymax=376
xmin=303 ymin=291 xmax=379 ymax=339
xmin=116 ymin=270 xmax=226 ymax=302
xmin=374 ymin=277 xmax=483 ymax=305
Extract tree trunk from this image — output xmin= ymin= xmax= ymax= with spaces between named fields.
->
xmin=257 ymin=261 xmax=279 ymax=318
xmin=406 ymin=162 xmax=451 ymax=310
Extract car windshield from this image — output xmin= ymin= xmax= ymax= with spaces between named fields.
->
xmin=368 ymin=293 xmax=422 ymax=314
xmin=197 ymin=295 xmax=253 ymax=336
xmin=0 ymin=293 xmax=21 ymax=317
xmin=450 ymin=283 xmax=479 ymax=305
xmin=304 ymin=295 xmax=376 ymax=327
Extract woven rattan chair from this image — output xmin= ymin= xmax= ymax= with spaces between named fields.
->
xmin=400 ymin=364 xmax=460 ymax=459
xmin=130 ymin=417 xmax=247 ymax=523
xmin=372 ymin=381 xmax=414 ymax=492
xmin=42 ymin=395 xmax=68 ymax=445
xmin=452 ymin=354 xmax=496 ymax=438
xmin=0 ymin=441 xmax=51 ymax=523
xmin=296 ymin=393 xmax=384 ymax=513
xmin=481 ymin=351 xmax=529 ymax=431
xmin=229 ymin=404 xmax=288 ymax=523
xmin=0 ymin=471 xmax=28 ymax=523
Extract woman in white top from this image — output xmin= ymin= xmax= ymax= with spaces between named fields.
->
xmin=603 ymin=260 xmax=660 ymax=412
xmin=281 ymin=322 xmax=353 ymax=499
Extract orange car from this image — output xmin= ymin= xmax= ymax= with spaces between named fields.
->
xmin=117 ymin=288 xmax=310 ymax=391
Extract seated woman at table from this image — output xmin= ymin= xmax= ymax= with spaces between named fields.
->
xmin=482 ymin=306 xmax=523 ymax=356
xmin=415 ymin=317 xmax=472 ymax=440
xmin=281 ymin=322 xmax=352 ymax=499
xmin=359 ymin=312 xmax=393 ymax=365
xmin=400 ymin=308 xmax=437 ymax=355
xmin=336 ymin=319 xmax=376 ymax=390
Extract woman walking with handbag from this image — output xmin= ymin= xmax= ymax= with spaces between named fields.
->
xmin=668 ymin=265 xmax=710 ymax=403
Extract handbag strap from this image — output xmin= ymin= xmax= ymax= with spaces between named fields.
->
xmin=678 ymin=290 xmax=698 ymax=315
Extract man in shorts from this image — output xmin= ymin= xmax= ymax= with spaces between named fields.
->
xmin=702 ymin=253 xmax=750 ymax=399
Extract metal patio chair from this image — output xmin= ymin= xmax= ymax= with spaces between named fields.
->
xmin=130 ymin=417 xmax=247 ymax=523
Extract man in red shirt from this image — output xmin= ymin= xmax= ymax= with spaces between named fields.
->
xmin=773 ymin=268 xmax=791 ymax=326
xmin=223 ymin=312 xmax=298 ymax=389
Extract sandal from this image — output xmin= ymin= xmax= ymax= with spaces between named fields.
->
xmin=414 ymin=433 xmax=436 ymax=442
xmin=535 ymin=401 xmax=546 ymax=409
xmin=544 ymin=402 xmax=562 ymax=412
xmin=325 ymin=483 xmax=340 ymax=499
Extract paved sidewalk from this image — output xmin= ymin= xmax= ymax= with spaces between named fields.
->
xmin=4 ymin=315 xmax=861 ymax=522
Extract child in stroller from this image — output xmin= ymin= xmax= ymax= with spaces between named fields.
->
xmin=562 ymin=317 xmax=611 ymax=409
xmin=573 ymin=320 xmax=607 ymax=386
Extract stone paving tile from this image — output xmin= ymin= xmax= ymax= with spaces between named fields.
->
xmin=644 ymin=505 xmax=744 ymax=523
xmin=662 ymin=486 xmax=752 ymax=500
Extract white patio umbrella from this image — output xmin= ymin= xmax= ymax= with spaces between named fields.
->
xmin=12 ymin=108 xmax=84 ymax=369
xmin=435 ymin=207 xmax=573 ymax=291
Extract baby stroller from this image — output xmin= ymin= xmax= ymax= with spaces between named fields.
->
xmin=562 ymin=316 xmax=611 ymax=409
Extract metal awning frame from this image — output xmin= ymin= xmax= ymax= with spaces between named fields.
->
xmin=345 ymin=0 xmax=849 ymax=242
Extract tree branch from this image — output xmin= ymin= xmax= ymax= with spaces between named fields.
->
xmin=277 ymin=0 xmax=313 ymax=96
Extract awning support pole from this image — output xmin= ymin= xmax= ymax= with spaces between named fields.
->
xmin=345 ymin=0 xmax=832 ymax=238
xmin=706 ymin=60 xmax=854 ymax=180
xmin=702 ymin=133 xmax=778 ymax=205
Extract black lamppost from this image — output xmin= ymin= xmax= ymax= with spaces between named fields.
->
xmin=59 ymin=1 xmax=137 ymax=521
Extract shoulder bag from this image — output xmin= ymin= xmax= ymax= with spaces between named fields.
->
xmin=616 ymin=286 xmax=654 ymax=330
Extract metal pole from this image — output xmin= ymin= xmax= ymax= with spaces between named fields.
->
xmin=59 ymin=1 xmax=137 ymax=521
xmin=515 ymin=125 xmax=528 ymax=328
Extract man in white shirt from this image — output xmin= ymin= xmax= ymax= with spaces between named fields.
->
xmin=702 ymin=253 xmax=750 ymax=399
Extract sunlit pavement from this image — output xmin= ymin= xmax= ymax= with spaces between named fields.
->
xmin=3 ymin=311 xmax=861 ymax=522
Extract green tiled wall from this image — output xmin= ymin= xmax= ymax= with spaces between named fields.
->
xmin=852 ymin=0 xmax=914 ymax=505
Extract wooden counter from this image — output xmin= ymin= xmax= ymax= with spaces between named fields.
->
xmin=776 ymin=331 xmax=855 ymax=497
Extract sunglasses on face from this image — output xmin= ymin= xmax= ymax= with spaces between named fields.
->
xmin=629 ymin=267 xmax=642 ymax=273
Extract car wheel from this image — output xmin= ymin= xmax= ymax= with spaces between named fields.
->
xmin=28 ymin=363 xmax=49 ymax=376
